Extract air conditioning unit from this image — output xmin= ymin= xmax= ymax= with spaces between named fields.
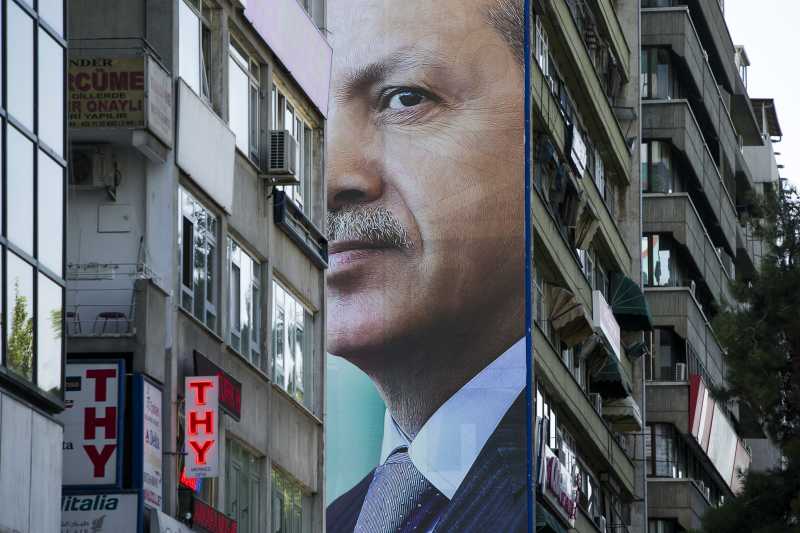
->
xmin=267 ymin=130 xmax=298 ymax=184
xmin=70 ymin=145 xmax=115 ymax=189
xmin=593 ymin=514 xmax=607 ymax=533
xmin=589 ymin=393 xmax=603 ymax=417
xmin=674 ymin=362 xmax=688 ymax=382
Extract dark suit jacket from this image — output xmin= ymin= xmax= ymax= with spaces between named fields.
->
xmin=326 ymin=394 xmax=530 ymax=533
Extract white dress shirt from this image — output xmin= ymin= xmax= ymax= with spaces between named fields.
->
xmin=379 ymin=337 xmax=527 ymax=500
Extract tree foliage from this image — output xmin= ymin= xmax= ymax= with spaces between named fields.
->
xmin=700 ymin=186 xmax=800 ymax=532
xmin=7 ymin=281 xmax=34 ymax=380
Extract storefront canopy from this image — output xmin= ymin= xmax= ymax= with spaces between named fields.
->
xmin=609 ymin=273 xmax=653 ymax=331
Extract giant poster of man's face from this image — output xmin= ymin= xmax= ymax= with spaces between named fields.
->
xmin=325 ymin=0 xmax=529 ymax=531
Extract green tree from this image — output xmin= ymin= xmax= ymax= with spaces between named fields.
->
xmin=699 ymin=186 xmax=800 ymax=532
xmin=7 ymin=281 xmax=34 ymax=381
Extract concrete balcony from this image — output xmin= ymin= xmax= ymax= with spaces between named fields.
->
xmin=643 ymin=194 xmax=735 ymax=307
xmin=645 ymin=287 xmax=726 ymax=387
xmin=642 ymin=8 xmax=741 ymax=173
xmin=534 ymin=325 xmax=636 ymax=496
xmin=642 ymin=100 xmax=738 ymax=254
xmin=546 ymin=0 xmax=631 ymax=185
xmin=594 ymin=0 xmax=631 ymax=78
xmin=243 ymin=0 xmax=331 ymax=116
xmin=647 ymin=478 xmax=710 ymax=531
xmin=533 ymin=48 xmax=569 ymax=158
xmin=647 ymin=382 xmax=691 ymax=431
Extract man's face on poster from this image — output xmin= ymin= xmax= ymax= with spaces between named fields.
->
xmin=326 ymin=0 xmax=525 ymax=363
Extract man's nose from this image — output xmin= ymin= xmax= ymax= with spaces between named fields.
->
xmin=326 ymin=111 xmax=384 ymax=210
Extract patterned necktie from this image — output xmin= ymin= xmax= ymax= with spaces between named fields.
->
xmin=354 ymin=447 xmax=449 ymax=532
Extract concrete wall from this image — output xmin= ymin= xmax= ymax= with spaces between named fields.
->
xmin=0 ymin=392 xmax=63 ymax=533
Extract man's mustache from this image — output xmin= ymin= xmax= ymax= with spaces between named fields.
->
xmin=328 ymin=206 xmax=413 ymax=249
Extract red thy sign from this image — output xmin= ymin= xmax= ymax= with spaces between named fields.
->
xmin=185 ymin=376 xmax=219 ymax=478
xmin=83 ymin=368 xmax=118 ymax=476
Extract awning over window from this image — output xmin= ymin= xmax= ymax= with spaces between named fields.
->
xmin=536 ymin=505 xmax=568 ymax=533
xmin=582 ymin=333 xmax=633 ymax=399
xmin=603 ymin=395 xmax=643 ymax=432
xmin=549 ymin=286 xmax=593 ymax=347
xmin=608 ymin=272 xmax=653 ymax=331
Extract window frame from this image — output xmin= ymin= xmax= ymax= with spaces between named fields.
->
xmin=271 ymin=279 xmax=314 ymax=410
xmin=179 ymin=0 xmax=213 ymax=100
xmin=178 ymin=187 xmax=219 ymax=332
xmin=227 ymin=236 xmax=262 ymax=369
xmin=228 ymin=35 xmax=261 ymax=163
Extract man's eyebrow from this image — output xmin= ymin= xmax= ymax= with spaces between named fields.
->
xmin=335 ymin=49 xmax=446 ymax=100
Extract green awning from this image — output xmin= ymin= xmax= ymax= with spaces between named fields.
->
xmin=609 ymin=272 xmax=653 ymax=331
xmin=592 ymin=350 xmax=634 ymax=400
xmin=536 ymin=506 xmax=568 ymax=533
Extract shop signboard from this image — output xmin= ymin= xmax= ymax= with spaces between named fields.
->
xmin=194 ymin=351 xmax=242 ymax=421
xmin=61 ymin=491 xmax=142 ymax=533
xmin=184 ymin=376 xmax=220 ymax=478
xmin=59 ymin=359 xmax=125 ymax=488
xmin=134 ymin=375 xmax=163 ymax=509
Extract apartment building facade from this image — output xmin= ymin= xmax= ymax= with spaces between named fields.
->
xmin=63 ymin=0 xmax=329 ymax=531
xmin=532 ymin=1 xmax=649 ymax=532
xmin=640 ymin=1 xmax=769 ymax=532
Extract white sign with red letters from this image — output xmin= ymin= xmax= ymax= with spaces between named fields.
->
xmin=184 ymin=376 xmax=220 ymax=478
xmin=60 ymin=361 xmax=124 ymax=486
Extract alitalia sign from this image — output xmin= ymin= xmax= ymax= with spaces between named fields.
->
xmin=61 ymin=492 xmax=140 ymax=533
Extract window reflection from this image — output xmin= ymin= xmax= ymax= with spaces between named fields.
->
xmin=6 ymin=253 xmax=34 ymax=382
xmin=8 ymin=126 xmax=34 ymax=255
xmin=641 ymin=47 xmax=680 ymax=100
xmin=38 ymin=151 xmax=64 ymax=276
xmin=642 ymin=141 xmax=675 ymax=193
xmin=38 ymin=29 xmax=64 ymax=156
xmin=39 ymin=0 xmax=65 ymax=36
xmin=8 ymin=2 xmax=34 ymax=130
xmin=37 ymin=273 xmax=63 ymax=395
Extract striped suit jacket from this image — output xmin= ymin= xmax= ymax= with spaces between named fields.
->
xmin=326 ymin=394 xmax=529 ymax=533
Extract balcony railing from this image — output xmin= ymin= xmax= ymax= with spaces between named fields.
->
xmin=66 ymin=262 xmax=159 ymax=337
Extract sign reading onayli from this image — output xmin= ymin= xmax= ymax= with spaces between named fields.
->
xmin=68 ymin=56 xmax=173 ymax=146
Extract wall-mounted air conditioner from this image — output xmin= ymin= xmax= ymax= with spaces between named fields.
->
xmin=266 ymin=130 xmax=298 ymax=184
xmin=589 ymin=393 xmax=603 ymax=417
xmin=70 ymin=145 xmax=116 ymax=189
xmin=674 ymin=362 xmax=688 ymax=382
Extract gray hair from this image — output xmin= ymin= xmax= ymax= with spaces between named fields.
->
xmin=485 ymin=0 xmax=524 ymax=65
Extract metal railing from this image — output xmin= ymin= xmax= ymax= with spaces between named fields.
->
xmin=65 ymin=262 xmax=159 ymax=337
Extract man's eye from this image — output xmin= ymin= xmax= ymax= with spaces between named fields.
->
xmin=385 ymin=90 xmax=426 ymax=110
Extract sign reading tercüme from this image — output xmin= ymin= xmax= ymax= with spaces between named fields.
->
xmin=58 ymin=360 xmax=125 ymax=487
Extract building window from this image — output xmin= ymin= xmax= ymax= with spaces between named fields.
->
xmin=646 ymin=328 xmax=687 ymax=382
xmin=535 ymin=16 xmax=549 ymax=77
xmin=533 ymin=265 xmax=545 ymax=328
xmin=271 ymin=468 xmax=312 ymax=533
xmin=641 ymin=47 xmax=681 ymax=100
xmin=226 ymin=440 xmax=262 ymax=533
xmin=229 ymin=38 xmax=260 ymax=162
xmin=648 ymin=519 xmax=680 ymax=533
xmin=179 ymin=0 xmax=212 ymax=99
xmin=271 ymin=85 xmax=314 ymax=213
xmin=179 ymin=187 xmax=218 ymax=331
xmin=0 ymin=1 xmax=67 ymax=404
xmin=272 ymin=281 xmax=313 ymax=409
xmin=228 ymin=238 xmax=262 ymax=369
xmin=641 ymin=141 xmax=676 ymax=193
xmin=642 ymin=234 xmax=680 ymax=287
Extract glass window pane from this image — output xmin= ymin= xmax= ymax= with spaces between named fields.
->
xmin=38 ymin=30 xmax=64 ymax=156
xmin=8 ymin=126 xmax=35 ymax=255
xmin=179 ymin=0 xmax=201 ymax=94
xmin=39 ymin=0 xmax=64 ymax=36
xmin=8 ymin=3 xmax=34 ymax=131
xmin=250 ymin=84 xmax=259 ymax=159
xmin=229 ymin=56 xmax=250 ymax=155
xmin=38 ymin=273 xmax=63 ymax=395
xmin=38 ymin=151 xmax=64 ymax=276
xmin=7 ymin=253 xmax=34 ymax=382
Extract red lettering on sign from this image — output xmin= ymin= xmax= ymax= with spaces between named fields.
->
xmin=84 ymin=406 xmax=117 ymax=439
xmin=188 ymin=439 xmax=215 ymax=465
xmin=188 ymin=380 xmax=213 ymax=405
xmin=84 ymin=444 xmax=116 ymax=477
xmin=188 ymin=410 xmax=214 ymax=436
xmin=86 ymin=368 xmax=116 ymax=401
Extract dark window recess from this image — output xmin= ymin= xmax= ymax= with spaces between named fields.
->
xmin=182 ymin=217 xmax=194 ymax=289
xmin=273 ymin=191 xmax=328 ymax=268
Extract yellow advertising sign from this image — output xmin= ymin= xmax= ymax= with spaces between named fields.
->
xmin=69 ymin=57 xmax=146 ymax=129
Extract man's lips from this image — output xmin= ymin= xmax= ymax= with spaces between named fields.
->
xmin=328 ymin=239 xmax=400 ymax=269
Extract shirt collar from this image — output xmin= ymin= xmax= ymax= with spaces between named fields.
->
xmin=379 ymin=338 xmax=526 ymax=499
